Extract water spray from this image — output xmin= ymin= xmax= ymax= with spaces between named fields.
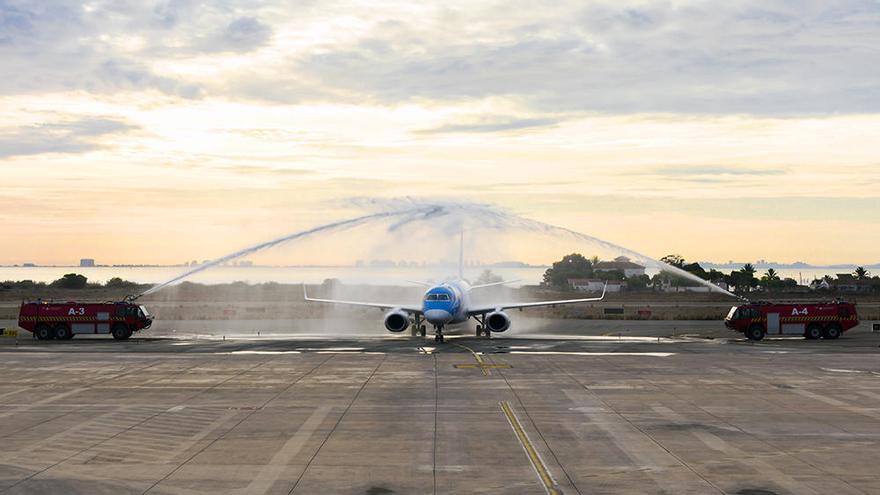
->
xmin=134 ymin=199 xmax=739 ymax=300
xmin=131 ymin=205 xmax=440 ymax=300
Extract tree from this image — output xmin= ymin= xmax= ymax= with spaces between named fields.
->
xmin=542 ymin=253 xmax=593 ymax=289
xmin=474 ymin=269 xmax=503 ymax=285
xmin=660 ymin=254 xmax=686 ymax=268
xmin=681 ymin=262 xmax=708 ymax=279
xmin=761 ymin=268 xmax=782 ymax=291
xmin=105 ymin=277 xmax=138 ymax=288
xmin=50 ymin=273 xmax=88 ymax=289
xmin=627 ymin=274 xmax=652 ymax=291
xmin=854 ymin=266 xmax=870 ymax=280
xmin=729 ymin=264 xmax=758 ymax=292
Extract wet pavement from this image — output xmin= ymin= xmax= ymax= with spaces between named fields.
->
xmin=1 ymin=324 xmax=879 ymax=494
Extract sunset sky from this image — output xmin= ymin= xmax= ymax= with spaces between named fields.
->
xmin=2 ymin=1 xmax=879 ymax=266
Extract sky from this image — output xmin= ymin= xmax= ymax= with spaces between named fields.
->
xmin=1 ymin=0 xmax=879 ymax=266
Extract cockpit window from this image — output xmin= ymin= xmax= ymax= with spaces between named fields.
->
xmin=425 ymin=293 xmax=451 ymax=301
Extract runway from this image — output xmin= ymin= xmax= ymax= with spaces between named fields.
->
xmin=1 ymin=324 xmax=879 ymax=494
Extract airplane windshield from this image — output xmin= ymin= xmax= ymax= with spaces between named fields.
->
xmin=425 ymin=293 xmax=451 ymax=301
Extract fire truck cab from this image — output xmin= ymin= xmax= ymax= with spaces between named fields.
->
xmin=725 ymin=301 xmax=859 ymax=341
xmin=18 ymin=300 xmax=153 ymax=341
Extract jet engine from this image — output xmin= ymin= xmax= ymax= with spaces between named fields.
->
xmin=384 ymin=310 xmax=410 ymax=333
xmin=485 ymin=311 xmax=511 ymax=333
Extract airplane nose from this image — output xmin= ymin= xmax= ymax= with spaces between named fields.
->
xmin=424 ymin=309 xmax=452 ymax=325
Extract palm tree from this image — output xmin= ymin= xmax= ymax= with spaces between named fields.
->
xmin=854 ymin=266 xmax=870 ymax=280
xmin=762 ymin=268 xmax=780 ymax=281
xmin=735 ymin=263 xmax=758 ymax=292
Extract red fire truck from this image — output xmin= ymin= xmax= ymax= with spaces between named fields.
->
xmin=725 ymin=301 xmax=859 ymax=341
xmin=18 ymin=300 xmax=153 ymax=340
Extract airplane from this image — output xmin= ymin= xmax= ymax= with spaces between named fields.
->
xmin=303 ymin=235 xmax=607 ymax=342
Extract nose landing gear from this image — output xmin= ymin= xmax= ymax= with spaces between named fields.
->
xmin=434 ymin=325 xmax=445 ymax=343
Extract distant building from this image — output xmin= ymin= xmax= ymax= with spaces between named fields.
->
xmin=568 ymin=278 xmax=626 ymax=293
xmin=23 ymin=262 xmax=36 ymax=267
xmin=593 ymin=256 xmax=645 ymax=278
xmin=833 ymin=274 xmax=872 ymax=293
xmin=79 ymin=258 xmax=96 ymax=267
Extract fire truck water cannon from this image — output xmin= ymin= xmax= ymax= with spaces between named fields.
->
xmin=18 ymin=300 xmax=153 ymax=341
xmin=724 ymin=300 xmax=859 ymax=341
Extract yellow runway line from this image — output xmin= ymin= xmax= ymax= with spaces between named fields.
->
xmin=450 ymin=341 xmax=510 ymax=375
xmin=500 ymin=401 xmax=561 ymax=495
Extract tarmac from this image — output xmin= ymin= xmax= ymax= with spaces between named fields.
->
xmin=1 ymin=322 xmax=879 ymax=494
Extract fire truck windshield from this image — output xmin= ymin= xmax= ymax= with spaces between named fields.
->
xmin=139 ymin=306 xmax=151 ymax=318
xmin=726 ymin=307 xmax=738 ymax=319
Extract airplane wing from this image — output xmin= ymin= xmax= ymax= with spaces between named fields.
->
xmin=469 ymin=279 xmax=520 ymax=290
xmin=303 ymin=286 xmax=422 ymax=315
xmin=467 ymin=283 xmax=606 ymax=315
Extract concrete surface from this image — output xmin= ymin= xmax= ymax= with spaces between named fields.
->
xmin=1 ymin=323 xmax=880 ymax=494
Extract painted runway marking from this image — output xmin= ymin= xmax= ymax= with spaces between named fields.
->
xmin=0 ymin=387 xmax=87 ymax=419
xmin=242 ymin=405 xmax=332 ymax=494
xmin=450 ymin=342 xmax=509 ymax=375
xmin=230 ymin=350 xmax=302 ymax=355
xmin=650 ymin=404 xmax=826 ymax=495
xmin=500 ymin=401 xmax=561 ymax=495
xmin=509 ymin=351 xmax=675 ymax=357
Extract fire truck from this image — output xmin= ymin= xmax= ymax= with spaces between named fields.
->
xmin=18 ymin=300 xmax=153 ymax=340
xmin=725 ymin=301 xmax=859 ymax=341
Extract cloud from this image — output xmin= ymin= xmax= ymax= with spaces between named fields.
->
xmin=1 ymin=1 xmax=879 ymax=115
xmin=269 ymin=1 xmax=880 ymax=114
xmin=206 ymin=17 xmax=273 ymax=52
xmin=0 ymin=1 xmax=269 ymax=97
xmin=225 ymin=165 xmax=316 ymax=176
xmin=651 ymin=165 xmax=787 ymax=177
xmin=0 ymin=117 xmax=136 ymax=158
xmin=417 ymin=116 xmax=561 ymax=134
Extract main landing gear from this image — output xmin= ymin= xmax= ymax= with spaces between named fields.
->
xmin=474 ymin=315 xmax=491 ymax=339
xmin=412 ymin=315 xmax=427 ymax=337
xmin=434 ymin=325 xmax=445 ymax=343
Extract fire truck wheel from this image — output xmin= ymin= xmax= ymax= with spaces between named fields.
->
xmin=35 ymin=324 xmax=53 ymax=340
xmin=805 ymin=324 xmax=823 ymax=340
xmin=111 ymin=324 xmax=132 ymax=340
xmin=54 ymin=324 xmax=72 ymax=340
xmin=823 ymin=324 xmax=842 ymax=340
xmin=746 ymin=324 xmax=765 ymax=341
